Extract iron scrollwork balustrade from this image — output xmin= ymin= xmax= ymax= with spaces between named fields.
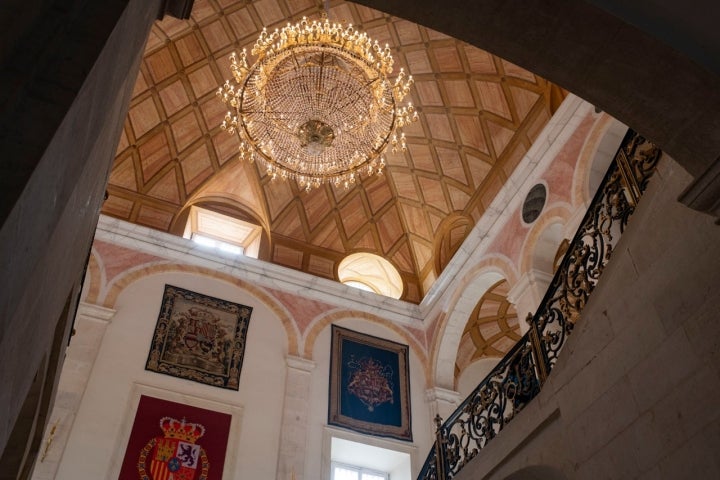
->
xmin=418 ymin=130 xmax=661 ymax=480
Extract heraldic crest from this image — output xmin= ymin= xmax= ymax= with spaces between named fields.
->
xmin=138 ymin=416 xmax=209 ymax=480
xmin=328 ymin=325 xmax=412 ymax=441
xmin=346 ymin=356 xmax=395 ymax=412
xmin=146 ymin=285 xmax=252 ymax=390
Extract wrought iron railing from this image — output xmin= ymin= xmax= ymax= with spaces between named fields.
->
xmin=419 ymin=130 xmax=662 ymax=480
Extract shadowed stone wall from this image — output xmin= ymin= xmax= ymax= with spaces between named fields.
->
xmin=0 ymin=0 xmax=163 ymax=458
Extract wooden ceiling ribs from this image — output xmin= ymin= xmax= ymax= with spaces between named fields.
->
xmin=102 ymin=0 xmax=565 ymax=303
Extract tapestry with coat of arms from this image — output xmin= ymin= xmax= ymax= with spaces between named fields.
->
xmin=328 ymin=325 xmax=412 ymax=441
xmin=146 ymin=285 xmax=252 ymax=390
xmin=118 ymin=395 xmax=231 ymax=480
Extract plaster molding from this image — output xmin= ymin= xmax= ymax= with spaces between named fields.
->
xmin=425 ymin=386 xmax=462 ymax=405
xmin=76 ymin=302 xmax=116 ymax=323
xmin=286 ymin=355 xmax=316 ymax=373
xmin=95 ymin=215 xmax=424 ymax=325
xmin=425 ymin=387 xmax=462 ymax=425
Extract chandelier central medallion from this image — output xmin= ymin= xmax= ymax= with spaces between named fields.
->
xmin=218 ymin=16 xmax=417 ymax=191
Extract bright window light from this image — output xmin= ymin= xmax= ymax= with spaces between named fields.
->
xmin=183 ymin=206 xmax=262 ymax=258
xmin=192 ymin=234 xmax=216 ymax=248
xmin=329 ymin=437 xmax=411 ymax=480
xmin=331 ymin=462 xmax=388 ymax=480
xmin=333 ymin=465 xmax=358 ymax=480
xmin=192 ymin=234 xmax=244 ymax=256
xmin=343 ymin=280 xmax=375 ymax=293
xmin=338 ymin=253 xmax=403 ymax=299
xmin=218 ymin=241 xmax=243 ymax=255
xmin=362 ymin=473 xmax=387 ymax=480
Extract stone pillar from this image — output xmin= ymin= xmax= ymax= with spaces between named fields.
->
xmin=276 ymin=356 xmax=316 ymax=480
xmin=31 ymin=303 xmax=116 ymax=480
xmin=425 ymin=387 xmax=462 ymax=425
xmin=507 ymin=269 xmax=554 ymax=334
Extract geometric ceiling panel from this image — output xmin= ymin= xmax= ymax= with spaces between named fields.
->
xmin=102 ymin=0 xmax=566 ymax=303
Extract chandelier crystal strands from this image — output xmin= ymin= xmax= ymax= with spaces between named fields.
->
xmin=217 ymin=16 xmax=418 ymax=191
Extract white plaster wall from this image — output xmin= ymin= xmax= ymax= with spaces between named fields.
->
xmin=305 ymin=318 xmax=433 ymax=480
xmin=55 ymin=272 xmax=288 ymax=480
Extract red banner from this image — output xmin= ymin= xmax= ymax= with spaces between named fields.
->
xmin=118 ymin=395 xmax=231 ymax=480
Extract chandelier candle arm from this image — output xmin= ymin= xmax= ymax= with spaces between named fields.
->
xmin=217 ymin=16 xmax=418 ymax=191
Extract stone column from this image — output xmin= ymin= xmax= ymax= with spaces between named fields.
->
xmin=507 ymin=269 xmax=554 ymax=334
xmin=425 ymin=387 xmax=462 ymax=425
xmin=276 ymin=356 xmax=316 ymax=480
xmin=31 ymin=303 xmax=116 ymax=480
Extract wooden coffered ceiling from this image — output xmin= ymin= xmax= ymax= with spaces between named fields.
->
xmin=455 ymin=279 xmax=521 ymax=379
xmin=103 ymin=0 xmax=565 ymax=303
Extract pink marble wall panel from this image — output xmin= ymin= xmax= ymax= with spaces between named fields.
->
xmin=486 ymin=112 xmax=594 ymax=265
xmin=404 ymin=325 xmax=428 ymax=350
xmin=545 ymin=113 xmax=594 ymax=205
xmin=93 ymin=240 xmax=165 ymax=284
xmin=487 ymin=216 xmax=528 ymax=265
xmin=265 ymin=287 xmax=336 ymax=334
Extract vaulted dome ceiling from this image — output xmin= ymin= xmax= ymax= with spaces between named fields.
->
xmin=103 ymin=0 xmax=565 ymax=303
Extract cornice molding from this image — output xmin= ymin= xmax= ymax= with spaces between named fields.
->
xmin=77 ymin=302 xmax=117 ymax=323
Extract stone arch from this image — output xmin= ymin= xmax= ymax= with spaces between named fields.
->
xmin=102 ymin=263 xmax=300 ymax=355
xmin=519 ymin=205 xmax=573 ymax=275
xmin=82 ymin=248 xmax=104 ymax=306
xmin=510 ymin=206 xmax=572 ymax=324
xmin=337 ymin=252 xmax=404 ymax=299
xmin=433 ymin=212 xmax=475 ymax=276
xmin=454 ymin=279 xmax=520 ymax=389
xmin=572 ymin=114 xmax=628 ymax=208
xmin=531 ymin=222 xmax=565 ymax=273
xmin=432 ymin=256 xmax=518 ymax=389
xmin=173 ymin=152 xmax=270 ymax=230
xmin=302 ymin=309 xmax=430 ymax=386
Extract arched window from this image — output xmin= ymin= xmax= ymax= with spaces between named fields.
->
xmin=337 ymin=253 xmax=403 ymax=299
xmin=183 ymin=206 xmax=263 ymax=258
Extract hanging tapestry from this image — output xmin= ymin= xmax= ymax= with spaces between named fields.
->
xmin=118 ymin=395 xmax=232 ymax=480
xmin=328 ymin=325 xmax=412 ymax=441
xmin=146 ymin=285 xmax=252 ymax=390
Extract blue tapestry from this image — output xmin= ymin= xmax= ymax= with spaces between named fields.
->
xmin=328 ymin=325 xmax=412 ymax=441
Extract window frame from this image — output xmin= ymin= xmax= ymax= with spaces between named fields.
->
xmin=330 ymin=461 xmax=390 ymax=480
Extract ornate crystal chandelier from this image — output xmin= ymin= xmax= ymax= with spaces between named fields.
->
xmin=217 ymin=16 xmax=417 ymax=191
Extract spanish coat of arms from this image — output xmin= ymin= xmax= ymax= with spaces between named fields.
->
xmin=138 ymin=416 xmax=209 ymax=480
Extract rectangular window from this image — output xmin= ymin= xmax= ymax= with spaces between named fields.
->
xmin=331 ymin=462 xmax=389 ymax=480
